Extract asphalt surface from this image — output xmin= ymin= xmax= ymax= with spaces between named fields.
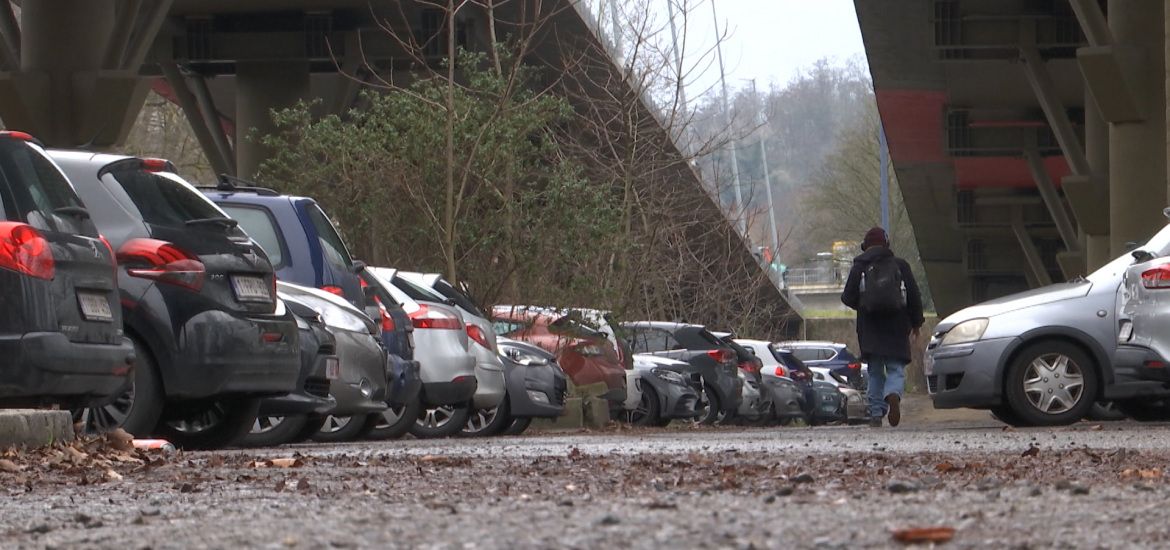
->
xmin=4 ymin=401 xmax=1170 ymax=549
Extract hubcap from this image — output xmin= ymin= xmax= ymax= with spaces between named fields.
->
xmin=168 ymin=402 xmax=227 ymax=434
xmin=252 ymin=416 xmax=286 ymax=434
xmin=464 ymin=407 xmax=499 ymax=433
xmin=693 ymin=388 xmax=713 ymax=425
xmin=76 ymin=383 xmax=135 ymax=434
xmin=1023 ymin=353 xmax=1085 ymax=414
xmin=375 ymin=404 xmax=407 ymax=430
xmin=417 ymin=406 xmax=456 ymax=429
xmin=320 ymin=415 xmax=352 ymax=434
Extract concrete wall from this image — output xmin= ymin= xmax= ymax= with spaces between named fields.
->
xmin=802 ymin=316 xmax=939 ymax=393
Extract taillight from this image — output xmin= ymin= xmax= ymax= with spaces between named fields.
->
xmin=0 ymin=130 xmax=39 ymax=144
xmin=775 ymin=365 xmax=788 ymax=377
xmin=848 ymin=362 xmax=862 ymax=370
xmin=1142 ymin=265 xmax=1170 ymax=289
xmin=117 ymin=238 xmax=204 ymax=291
xmin=380 ymin=304 xmax=395 ymax=333
xmin=141 ymin=158 xmax=174 ymax=172
xmin=467 ymin=323 xmax=493 ymax=351
xmin=409 ymin=303 xmax=462 ymax=330
xmin=0 ymin=222 xmax=54 ymax=280
xmin=738 ymin=361 xmax=759 ymax=374
xmin=320 ymin=285 xmax=345 ymax=297
xmin=706 ymin=349 xmax=735 ymax=363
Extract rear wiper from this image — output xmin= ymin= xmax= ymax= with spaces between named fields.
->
xmin=185 ymin=217 xmax=239 ymax=228
xmin=54 ymin=206 xmax=90 ymax=219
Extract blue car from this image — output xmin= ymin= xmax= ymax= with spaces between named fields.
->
xmin=201 ymin=177 xmax=421 ymax=426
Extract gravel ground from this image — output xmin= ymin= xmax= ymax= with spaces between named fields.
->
xmin=4 ymin=405 xmax=1170 ymax=549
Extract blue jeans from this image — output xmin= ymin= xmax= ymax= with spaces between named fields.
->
xmin=866 ymin=355 xmax=906 ymax=418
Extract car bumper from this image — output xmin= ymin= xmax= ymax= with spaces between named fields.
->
xmin=925 ymin=337 xmax=1016 ymax=409
xmin=259 ymin=352 xmax=337 ymax=416
xmin=473 ymin=360 xmax=507 ymax=410
xmin=809 ymin=383 xmax=846 ymax=422
xmin=386 ymin=355 xmax=422 ymax=406
xmin=325 ymin=329 xmax=388 ymax=416
xmin=170 ymin=310 xmax=301 ymax=399
xmin=506 ymin=361 xmax=568 ymax=418
xmin=421 ymin=377 xmax=478 ymax=406
xmin=762 ymin=377 xmax=805 ymax=419
xmin=0 ymin=332 xmax=134 ymax=405
xmin=643 ymin=374 xmax=701 ymax=419
xmin=1105 ymin=345 xmax=1170 ymax=400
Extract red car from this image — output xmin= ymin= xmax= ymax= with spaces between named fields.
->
xmin=491 ymin=306 xmax=627 ymax=403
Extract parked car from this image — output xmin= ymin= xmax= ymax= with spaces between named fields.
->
xmin=492 ymin=338 xmax=569 ymax=435
xmin=356 ymin=270 xmax=423 ymax=440
xmin=494 ymin=306 xmax=627 ymax=406
xmin=622 ymin=355 xmax=701 ymax=426
xmin=367 ymin=267 xmax=478 ymax=438
xmin=241 ymin=296 xmax=338 ymax=447
xmin=713 ymin=333 xmax=771 ymax=423
xmin=621 ymin=321 xmax=743 ymax=424
xmin=0 ymin=133 xmax=135 ymax=409
xmin=809 ymin=367 xmax=867 ymax=423
xmin=926 ymin=217 xmax=1170 ymax=426
xmin=776 ymin=341 xmax=865 ymax=389
xmin=734 ymin=338 xmax=811 ymax=424
xmin=274 ymin=282 xmax=389 ymax=443
xmin=52 ymin=150 xmax=300 ymax=449
xmin=396 ymin=271 xmax=506 ymax=437
xmin=772 ymin=346 xmax=847 ymax=425
xmin=201 ymin=177 xmax=364 ymax=307
xmin=1114 ymin=249 xmax=1170 ymax=420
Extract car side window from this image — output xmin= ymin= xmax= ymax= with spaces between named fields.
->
xmin=492 ymin=320 xmax=525 ymax=336
xmin=220 ymin=204 xmax=285 ymax=267
xmin=823 ymin=348 xmax=840 ymax=361
xmin=305 ymin=203 xmax=354 ymax=270
xmin=791 ymin=348 xmax=819 ymax=362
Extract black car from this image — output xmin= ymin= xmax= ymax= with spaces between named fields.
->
xmin=51 ymin=151 xmax=301 ymax=449
xmin=0 ymin=132 xmax=134 ymax=408
xmin=775 ymin=348 xmax=847 ymax=425
xmin=491 ymin=338 xmax=569 ymax=436
xmin=621 ymin=321 xmax=744 ymax=424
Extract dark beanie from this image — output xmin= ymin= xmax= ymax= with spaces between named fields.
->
xmin=862 ymin=227 xmax=889 ymax=250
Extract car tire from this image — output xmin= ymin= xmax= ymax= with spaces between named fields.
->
xmin=409 ymin=404 xmax=471 ymax=439
xmin=157 ymin=397 xmax=262 ymax=450
xmin=1087 ymin=401 xmax=1127 ymax=421
xmin=289 ymin=415 xmax=328 ymax=443
xmin=625 ymin=385 xmax=660 ymax=426
xmin=460 ymin=398 xmax=511 ymax=437
xmin=1117 ymin=399 xmax=1170 ymax=421
xmin=695 ymin=384 xmax=722 ymax=425
xmin=312 ymin=414 xmax=377 ymax=443
xmin=366 ymin=398 xmax=423 ymax=441
xmin=238 ymin=414 xmax=310 ymax=448
xmin=1003 ymin=342 xmax=1098 ymax=426
xmin=501 ymin=417 xmax=532 ymax=436
xmin=73 ymin=337 xmax=165 ymax=438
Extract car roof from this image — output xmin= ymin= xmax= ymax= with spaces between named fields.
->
xmin=776 ymin=340 xmax=846 ymax=348
xmin=734 ymin=338 xmax=774 ymax=348
xmin=47 ymin=149 xmax=134 ymax=169
xmin=622 ymin=320 xmax=704 ymax=330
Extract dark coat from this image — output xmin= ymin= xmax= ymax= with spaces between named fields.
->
xmin=840 ymin=246 xmax=925 ymax=363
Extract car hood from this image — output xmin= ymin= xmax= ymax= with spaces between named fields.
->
xmin=940 ymin=281 xmax=1093 ymax=326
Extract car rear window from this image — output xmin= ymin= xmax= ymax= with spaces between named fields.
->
xmin=305 ymin=203 xmax=354 ymax=270
xmin=220 ymin=204 xmax=285 ymax=267
xmin=392 ymin=274 xmax=447 ymax=303
xmin=0 ymin=141 xmax=88 ymax=234
xmin=108 ymin=169 xmax=224 ymax=227
xmin=434 ymin=278 xmax=485 ymax=318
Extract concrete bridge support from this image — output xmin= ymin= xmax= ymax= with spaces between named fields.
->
xmin=235 ymin=61 xmax=311 ymax=181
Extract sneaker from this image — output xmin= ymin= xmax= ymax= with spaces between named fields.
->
xmin=868 ymin=417 xmax=882 ymax=428
xmin=886 ymin=394 xmax=901 ymax=427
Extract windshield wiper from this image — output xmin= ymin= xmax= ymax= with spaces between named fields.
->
xmin=53 ymin=206 xmax=90 ymax=219
xmin=185 ymin=217 xmax=239 ymax=228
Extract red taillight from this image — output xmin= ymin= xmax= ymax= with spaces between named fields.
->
xmin=261 ymin=332 xmax=284 ymax=343
xmin=1142 ymin=265 xmax=1170 ymax=289
xmin=706 ymin=349 xmax=735 ymax=363
xmin=1145 ymin=360 xmax=1166 ymax=369
xmin=0 ymin=222 xmax=54 ymax=280
xmin=848 ymin=362 xmax=862 ymax=370
xmin=380 ymin=304 xmax=395 ymax=333
xmin=467 ymin=323 xmax=493 ymax=351
xmin=117 ymin=238 xmax=204 ymax=291
xmin=775 ymin=365 xmax=787 ymax=377
xmin=409 ymin=303 xmax=462 ymax=330
xmin=141 ymin=158 xmax=172 ymax=172
xmin=0 ymin=130 xmax=36 ymax=142
xmin=738 ymin=361 xmax=759 ymax=374
xmin=320 ymin=285 xmax=345 ymax=297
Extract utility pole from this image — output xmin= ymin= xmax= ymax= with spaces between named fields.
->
xmin=711 ymin=0 xmax=745 ymax=236
xmin=608 ymin=0 xmax=623 ymax=60
xmin=750 ymin=79 xmax=779 ymax=287
xmin=666 ymin=0 xmax=688 ymax=113
xmin=879 ymin=123 xmax=890 ymax=234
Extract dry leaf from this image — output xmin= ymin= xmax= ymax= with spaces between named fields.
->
xmin=892 ymin=526 xmax=956 ymax=544
xmin=269 ymin=458 xmax=299 ymax=468
xmin=0 ymin=458 xmax=22 ymax=473
xmin=1021 ymin=446 xmax=1039 ymax=458
xmin=105 ymin=469 xmax=123 ymax=481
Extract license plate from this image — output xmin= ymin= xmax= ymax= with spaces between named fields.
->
xmin=231 ymin=275 xmax=271 ymax=302
xmin=77 ymin=292 xmax=113 ymax=322
xmin=324 ymin=357 xmax=340 ymax=380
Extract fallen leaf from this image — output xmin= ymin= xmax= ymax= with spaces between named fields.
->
xmin=0 ymin=459 xmax=22 ymax=473
xmin=269 ymin=458 xmax=300 ymax=468
xmin=892 ymin=526 xmax=956 ymax=544
xmin=105 ymin=469 xmax=123 ymax=482
xmin=1021 ymin=445 xmax=1039 ymax=458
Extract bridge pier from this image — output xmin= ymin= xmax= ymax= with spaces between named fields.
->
xmin=235 ymin=60 xmax=311 ymax=181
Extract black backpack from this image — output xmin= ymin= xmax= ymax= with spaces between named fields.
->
xmin=859 ymin=256 xmax=905 ymax=313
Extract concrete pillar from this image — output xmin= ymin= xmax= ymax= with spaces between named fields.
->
xmin=1084 ymin=90 xmax=1111 ymax=269
xmin=19 ymin=0 xmax=115 ymax=144
xmin=235 ymin=61 xmax=311 ymax=181
xmin=1109 ymin=0 xmax=1166 ymax=256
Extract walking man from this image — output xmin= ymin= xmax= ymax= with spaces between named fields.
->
xmin=840 ymin=227 xmax=924 ymax=427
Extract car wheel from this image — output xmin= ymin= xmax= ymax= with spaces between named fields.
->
xmin=366 ymin=398 xmax=423 ymax=441
xmin=501 ymin=416 xmax=532 ymax=436
xmin=694 ymin=384 xmax=722 ymax=425
xmin=1117 ymin=399 xmax=1170 ymax=421
xmin=461 ymin=398 xmax=511 ymax=437
xmin=238 ymin=414 xmax=310 ymax=448
xmin=409 ymin=404 xmax=471 ymax=438
xmin=1087 ymin=401 xmax=1127 ymax=421
xmin=73 ymin=337 xmax=165 ymax=438
xmin=1003 ymin=342 xmax=1098 ymax=426
xmin=624 ymin=385 xmax=660 ymax=426
xmin=311 ymin=414 xmax=377 ymax=443
xmin=157 ymin=398 xmax=261 ymax=450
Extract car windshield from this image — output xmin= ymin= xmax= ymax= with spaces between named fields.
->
xmin=0 ymin=141 xmax=88 ymax=234
xmin=1088 ymin=222 xmax=1170 ymax=284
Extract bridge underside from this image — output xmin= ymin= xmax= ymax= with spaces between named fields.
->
xmin=856 ymin=0 xmax=1167 ymax=316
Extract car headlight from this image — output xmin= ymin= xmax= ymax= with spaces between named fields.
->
xmin=286 ymin=294 xmax=370 ymax=333
xmin=651 ymin=367 xmax=688 ymax=386
xmin=500 ymin=344 xmax=549 ymax=366
xmin=940 ymin=318 xmax=989 ymax=346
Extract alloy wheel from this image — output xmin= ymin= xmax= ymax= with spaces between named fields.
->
xmin=418 ymin=406 xmax=457 ymax=429
xmin=1022 ymin=353 xmax=1085 ymax=414
xmin=464 ymin=407 xmax=499 ymax=434
xmin=76 ymin=384 xmax=135 ymax=433
xmin=168 ymin=402 xmax=228 ymax=434
xmin=319 ymin=415 xmax=352 ymax=434
xmin=375 ymin=403 xmax=408 ymax=429
xmin=252 ymin=416 xmax=286 ymax=434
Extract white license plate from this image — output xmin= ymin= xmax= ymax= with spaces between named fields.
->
xmin=324 ymin=357 xmax=340 ymax=380
xmin=231 ymin=276 xmax=271 ymax=302
xmin=78 ymin=292 xmax=113 ymax=322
